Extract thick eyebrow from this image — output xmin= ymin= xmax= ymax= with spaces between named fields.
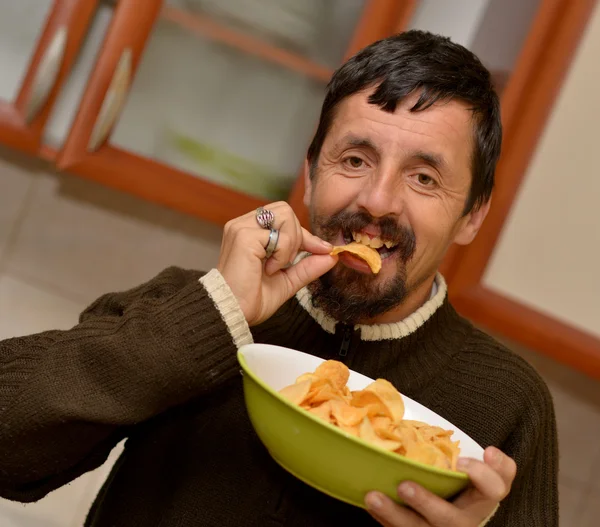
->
xmin=330 ymin=134 xmax=380 ymax=156
xmin=408 ymin=150 xmax=450 ymax=173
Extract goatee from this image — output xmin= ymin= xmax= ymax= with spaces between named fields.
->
xmin=308 ymin=210 xmax=416 ymax=324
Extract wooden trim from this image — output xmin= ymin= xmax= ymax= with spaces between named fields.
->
xmin=445 ymin=0 xmax=598 ymax=291
xmin=0 ymin=103 xmax=37 ymax=153
xmin=0 ymin=0 xmax=96 ymax=155
xmin=344 ymin=0 xmax=418 ymax=58
xmin=63 ymin=145 xmax=265 ymax=225
xmin=58 ymin=0 xmax=163 ymax=169
xmin=441 ymin=0 xmax=600 ymax=379
xmin=288 ymin=0 xmax=418 ymax=226
xmin=160 ymin=6 xmax=333 ymax=83
xmin=451 ymin=285 xmax=600 ymax=380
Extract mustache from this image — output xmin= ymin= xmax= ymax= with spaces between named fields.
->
xmin=314 ymin=210 xmax=417 ymax=263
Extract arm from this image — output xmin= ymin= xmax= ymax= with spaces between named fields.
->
xmin=0 ymin=267 xmax=251 ymax=503
xmin=487 ymin=382 xmax=559 ymax=526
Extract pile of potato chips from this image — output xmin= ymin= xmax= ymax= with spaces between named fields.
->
xmin=279 ymin=360 xmax=460 ymax=471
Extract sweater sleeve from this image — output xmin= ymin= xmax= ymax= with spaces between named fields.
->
xmin=487 ymin=368 xmax=559 ymax=527
xmin=0 ymin=266 xmax=243 ymax=503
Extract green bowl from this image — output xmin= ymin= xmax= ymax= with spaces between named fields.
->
xmin=238 ymin=344 xmax=484 ymax=509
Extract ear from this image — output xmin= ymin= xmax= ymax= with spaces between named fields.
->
xmin=302 ymin=159 xmax=313 ymax=208
xmin=453 ymin=198 xmax=491 ymax=246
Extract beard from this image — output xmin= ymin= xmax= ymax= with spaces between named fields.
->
xmin=308 ymin=209 xmax=417 ymax=324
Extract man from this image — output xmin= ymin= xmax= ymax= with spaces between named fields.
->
xmin=0 ymin=31 xmax=557 ymax=526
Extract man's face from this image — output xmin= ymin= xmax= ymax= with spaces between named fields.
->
xmin=304 ymin=90 xmax=489 ymax=324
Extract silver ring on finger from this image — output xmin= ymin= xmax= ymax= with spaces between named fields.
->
xmin=264 ymin=228 xmax=279 ymax=259
xmin=256 ymin=207 xmax=275 ymax=230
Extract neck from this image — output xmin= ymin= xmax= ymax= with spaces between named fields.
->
xmin=295 ymin=273 xmax=447 ymax=341
xmin=359 ymin=275 xmax=437 ymax=325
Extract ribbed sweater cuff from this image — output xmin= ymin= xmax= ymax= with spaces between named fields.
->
xmin=200 ymin=269 xmax=253 ymax=348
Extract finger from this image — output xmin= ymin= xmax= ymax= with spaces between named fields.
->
xmin=279 ymin=253 xmax=338 ymax=296
xmin=456 ymin=456 xmax=509 ymax=503
xmin=365 ymin=491 xmax=426 ymax=527
xmin=265 ymin=209 xmax=307 ymax=275
xmin=300 ymin=227 xmax=333 ymax=255
xmin=484 ymin=447 xmax=517 ymax=488
xmin=393 ymin=483 xmax=465 ymax=527
xmin=264 ymin=232 xmax=295 ymax=276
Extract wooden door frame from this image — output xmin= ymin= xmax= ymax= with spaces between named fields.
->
xmin=0 ymin=0 xmax=96 ymax=155
xmin=442 ymin=0 xmax=600 ymax=379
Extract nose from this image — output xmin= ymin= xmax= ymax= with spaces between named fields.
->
xmin=355 ymin=166 xmax=404 ymax=219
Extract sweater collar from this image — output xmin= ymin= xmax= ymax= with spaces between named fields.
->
xmin=295 ymin=274 xmax=448 ymax=341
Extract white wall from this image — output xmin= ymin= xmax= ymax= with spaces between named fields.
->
xmin=408 ymin=0 xmax=491 ymax=47
xmin=484 ymin=3 xmax=600 ymax=338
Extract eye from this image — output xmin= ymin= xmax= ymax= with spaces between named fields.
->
xmin=344 ymin=156 xmax=365 ymax=169
xmin=416 ymin=173 xmax=436 ymax=186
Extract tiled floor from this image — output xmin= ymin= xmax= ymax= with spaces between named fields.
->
xmin=0 ymin=154 xmax=598 ymax=525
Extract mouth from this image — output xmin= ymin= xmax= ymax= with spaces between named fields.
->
xmin=341 ymin=230 xmax=400 ymax=261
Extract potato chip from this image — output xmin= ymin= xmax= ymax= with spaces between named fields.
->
xmin=350 ymin=390 xmax=392 ymax=420
xmin=404 ymin=441 xmax=450 ymax=470
xmin=305 ymin=378 xmax=347 ymax=406
xmin=308 ymin=401 xmax=333 ymax=422
xmin=314 ymin=360 xmax=350 ymax=391
xmin=358 ymin=417 xmax=402 ymax=451
xmin=330 ymin=242 xmax=382 ymax=274
xmin=279 ymin=379 xmax=312 ymax=405
xmin=338 ymin=422 xmax=360 ymax=437
xmin=278 ymin=360 xmax=461 ymax=471
xmin=330 ymin=399 xmax=367 ymax=427
xmin=363 ymin=379 xmax=405 ymax=424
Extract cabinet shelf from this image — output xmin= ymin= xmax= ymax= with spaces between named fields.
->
xmin=160 ymin=6 xmax=334 ymax=83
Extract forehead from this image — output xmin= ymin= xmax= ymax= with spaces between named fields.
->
xmin=325 ymin=90 xmax=474 ymax=170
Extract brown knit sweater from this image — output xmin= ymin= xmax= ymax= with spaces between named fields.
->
xmin=0 ymin=267 xmax=558 ymax=526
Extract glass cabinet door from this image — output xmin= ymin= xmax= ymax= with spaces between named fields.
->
xmin=56 ymin=0 xmax=406 ymax=225
xmin=112 ymin=0 xmax=366 ymax=201
xmin=0 ymin=0 xmax=95 ymax=155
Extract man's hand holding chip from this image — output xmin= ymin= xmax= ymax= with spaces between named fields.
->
xmin=365 ymin=446 xmax=516 ymax=526
xmin=218 ymin=202 xmax=337 ymax=326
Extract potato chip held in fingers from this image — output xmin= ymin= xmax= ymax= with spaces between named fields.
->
xmin=330 ymin=242 xmax=382 ymax=274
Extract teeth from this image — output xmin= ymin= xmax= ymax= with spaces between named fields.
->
xmin=369 ymin=237 xmax=383 ymax=249
xmin=351 ymin=231 xmax=396 ymax=250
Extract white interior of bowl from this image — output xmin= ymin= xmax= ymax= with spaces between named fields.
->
xmin=240 ymin=343 xmax=485 ymax=461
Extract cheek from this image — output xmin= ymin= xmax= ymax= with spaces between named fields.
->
xmin=406 ymin=203 xmax=458 ymax=267
xmin=311 ymin=172 xmax=359 ymax=213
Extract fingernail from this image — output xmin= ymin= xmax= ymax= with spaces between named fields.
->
xmin=321 ymin=239 xmax=333 ymax=249
xmin=365 ymin=492 xmax=384 ymax=510
xmin=457 ymin=458 xmax=471 ymax=471
xmin=398 ymin=482 xmax=415 ymax=498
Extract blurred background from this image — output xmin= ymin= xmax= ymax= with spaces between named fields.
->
xmin=0 ymin=0 xmax=598 ymax=525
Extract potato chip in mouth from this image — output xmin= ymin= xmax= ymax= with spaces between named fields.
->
xmin=330 ymin=242 xmax=382 ymax=274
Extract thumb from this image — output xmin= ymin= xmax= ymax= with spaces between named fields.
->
xmin=280 ymin=253 xmax=338 ymax=297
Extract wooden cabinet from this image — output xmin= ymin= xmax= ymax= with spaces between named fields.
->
xmin=0 ymin=0 xmax=96 ymax=154
xmin=0 ymin=0 xmax=415 ymax=225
